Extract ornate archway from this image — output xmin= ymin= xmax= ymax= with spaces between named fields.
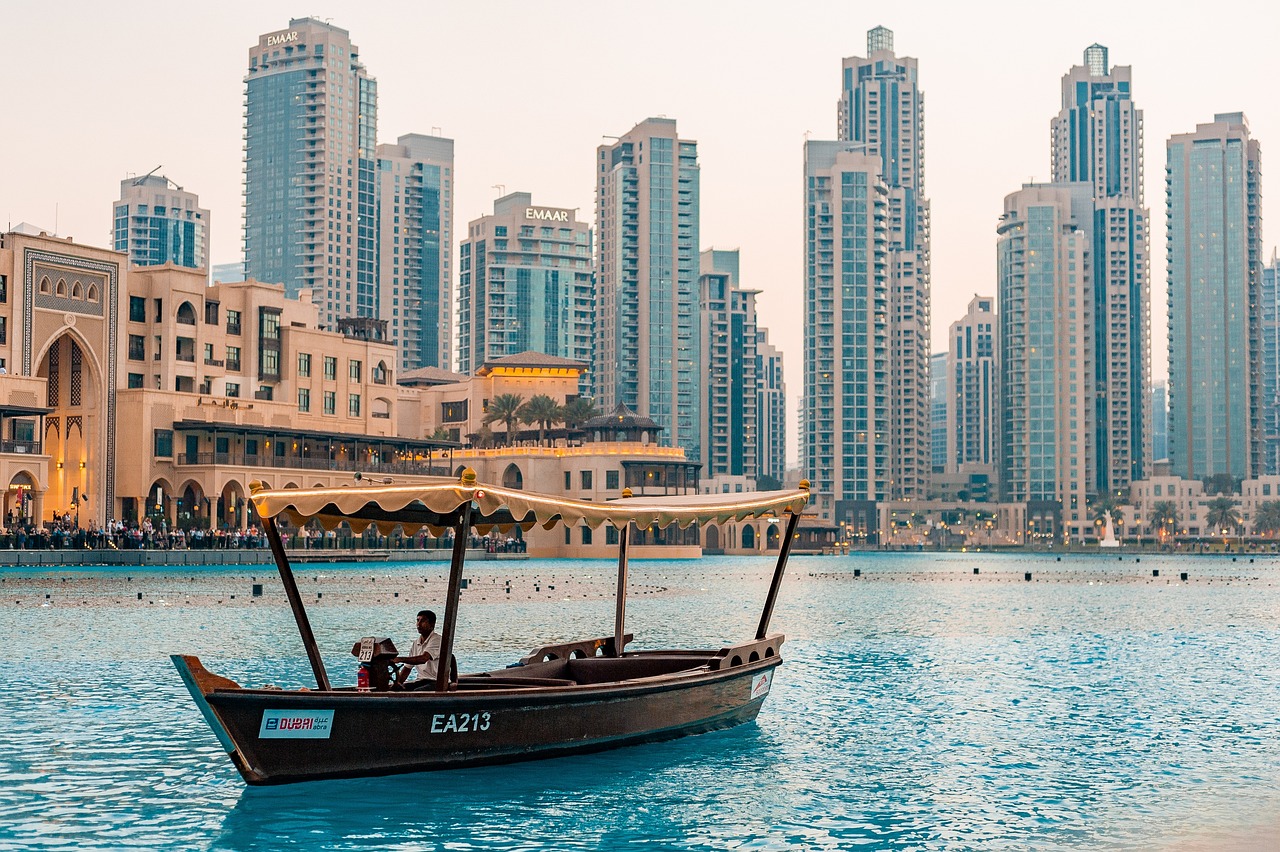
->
xmin=37 ymin=331 xmax=103 ymax=526
xmin=502 ymin=464 xmax=523 ymax=490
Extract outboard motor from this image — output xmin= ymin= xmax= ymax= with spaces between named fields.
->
xmin=351 ymin=636 xmax=398 ymax=691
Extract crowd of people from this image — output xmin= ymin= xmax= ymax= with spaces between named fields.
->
xmin=0 ymin=514 xmax=528 ymax=552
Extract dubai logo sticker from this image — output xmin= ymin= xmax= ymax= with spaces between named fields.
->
xmin=750 ymin=671 xmax=773 ymax=699
xmin=259 ymin=709 xmax=335 ymax=739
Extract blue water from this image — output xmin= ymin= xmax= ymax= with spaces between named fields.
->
xmin=3 ymin=552 xmax=1280 ymax=850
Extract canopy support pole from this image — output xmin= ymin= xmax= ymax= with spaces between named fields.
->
xmin=435 ymin=502 xmax=473 ymax=692
xmin=756 ymin=510 xmax=802 ymax=640
xmin=263 ymin=516 xmax=330 ymax=691
xmin=613 ymin=524 xmax=630 ymax=657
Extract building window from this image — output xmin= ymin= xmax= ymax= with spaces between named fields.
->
xmin=127 ymin=334 xmax=146 ymax=361
xmin=581 ymin=526 xmax=592 ymax=545
xmin=323 ymin=391 xmax=336 ymax=415
xmin=226 ymin=383 xmax=240 ymax=398
xmin=204 ymin=301 xmax=219 ymax=325
xmin=441 ymin=400 xmax=468 ymax=422
xmin=0 ymin=274 xmax=7 ymax=303
xmin=226 ymin=309 xmax=241 ymax=335
xmin=606 ymin=469 xmax=619 ymax=490
xmin=606 ymin=526 xmax=619 ymax=545
xmin=298 ymin=353 xmax=312 ymax=377
xmin=298 ymin=388 xmax=311 ymax=412
xmin=580 ymin=470 xmax=593 ymax=489
xmin=203 ymin=343 xmax=214 ymax=364
xmin=323 ymin=356 xmax=337 ymax=380
xmin=348 ymin=394 xmax=361 ymax=417
xmin=371 ymin=361 xmax=387 ymax=384
xmin=349 ymin=360 xmax=362 ymax=381
xmin=127 ymin=372 xmax=144 ymax=389
xmin=260 ymin=348 xmax=280 ymax=378
xmin=175 ymin=376 xmax=194 ymax=393
xmin=153 ymin=298 xmax=163 ymax=322
xmin=226 ymin=346 xmax=241 ymax=372
xmin=0 ymin=316 xmax=6 ymax=345
xmin=564 ymin=471 xmax=571 ymax=490
xmin=153 ymin=429 xmax=173 ymax=458
xmin=129 ymin=296 xmax=146 ymax=323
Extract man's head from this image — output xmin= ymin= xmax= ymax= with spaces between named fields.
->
xmin=416 ymin=610 xmax=436 ymax=636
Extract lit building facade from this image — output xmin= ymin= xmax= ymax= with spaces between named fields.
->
xmin=803 ymin=141 xmax=888 ymax=509
xmin=838 ymin=26 xmax=931 ymax=500
xmin=458 ymin=193 xmax=593 ymax=388
xmin=113 ymin=172 xmax=208 ymax=271
xmin=595 ymin=118 xmax=701 ymax=458
xmin=756 ymin=328 xmax=786 ymax=486
xmin=997 ymin=184 xmax=1093 ymax=541
xmin=1050 ymin=43 xmax=1152 ymax=495
xmin=244 ymin=18 xmax=378 ymax=327
xmin=1152 ymin=380 xmax=1168 ymax=462
xmin=1166 ymin=113 xmax=1262 ymax=480
xmin=697 ymin=249 xmax=758 ymax=486
xmin=947 ymin=295 xmax=998 ymax=475
xmin=377 ymin=133 xmax=454 ymax=373
xmin=930 ymin=352 xmax=947 ymax=474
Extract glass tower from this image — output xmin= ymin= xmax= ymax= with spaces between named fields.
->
xmin=756 ymin=329 xmax=787 ymax=485
xmin=113 ymin=173 xmax=208 ymax=270
xmin=998 ymin=184 xmax=1094 ymax=541
xmin=244 ymin=19 xmax=378 ymax=328
xmin=459 ymin=192 xmax=594 ymax=389
xmin=837 ymin=26 xmax=931 ymax=500
xmin=377 ymin=134 xmax=454 ymax=372
xmin=1050 ymin=43 xmax=1151 ymax=495
xmin=803 ymin=141 xmax=889 ymax=503
xmin=1166 ymin=113 xmax=1262 ymax=480
xmin=1263 ymin=254 xmax=1280 ymax=475
xmin=698 ymin=249 xmax=759 ymax=482
xmin=595 ymin=118 xmax=701 ymax=458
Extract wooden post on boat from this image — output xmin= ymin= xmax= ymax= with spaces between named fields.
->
xmin=435 ymin=478 xmax=474 ymax=692
xmin=261 ymin=513 xmax=331 ymax=691
xmin=613 ymin=490 xmax=633 ymax=657
xmin=755 ymin=484 xmax=807 ymax=640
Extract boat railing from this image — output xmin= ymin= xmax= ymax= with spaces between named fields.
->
xmin=707 ymin=634 xmax=784 ymax=671
xmin=519 ymin=633 xmax=632 ymax=665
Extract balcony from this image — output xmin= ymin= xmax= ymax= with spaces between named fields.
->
xmin=0 ymin=440 xmax=42 ymax=455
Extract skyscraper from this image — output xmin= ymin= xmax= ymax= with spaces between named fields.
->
xmin=947 ymin=295 xmax=998 ymax=476
xmin=244 ymin=18 xmax=378 ymax=328
xmin=803 ymin=141 xmax=889 ymax=505
xmin=1050 ymin=43 xmax=1151 ymax=495
xmin=458 ymin=192 xmax=593 ymax=384
xmin=756 ymin=329 xmax=786 ymax=486
xmin=113 ymin=172 xmax=208 ymax=270
xmin=377 ymin=134 xmax=454 ymax=372
xmin=998 ymin=184 xmax=1093 ymax=540
xmin=595 ymin=118 xmax=701 ymax=457
xmin=698 ymin=249 xmax=758 ymax=484
xmin=1262 ymin=253 xmax=1280 ymax=474
xmin=930 ymin=352 xmax=948 ymax=475
xmin=837 ymin=26 xmax=931 ymax=500
xmin=1166 ymin=113 xmax=1262 ymax=480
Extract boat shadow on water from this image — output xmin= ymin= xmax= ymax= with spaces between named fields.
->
xmin=213 ymin=724 xmax=780 ymax=850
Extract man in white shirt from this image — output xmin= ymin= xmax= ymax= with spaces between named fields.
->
xmin=394 ymin=610 xmax=441 ymax=690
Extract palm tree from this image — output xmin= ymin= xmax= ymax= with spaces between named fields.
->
xmin=1149 ymin=500 xmax=1179 ymax=543
xmin=1253 ymin=500 xmax=1280 ymax=537
xmin=1090 ymin=495 xmax=1124 ymax=541
xmin=428 ymin=426 xmax=452 ymax=442
xmin=517 ymin=394 xmax=563 ymax=446
xmin=483 ymin=393 xmax=525 ymax=445
xmin=561 ymin=397 xmax=600 ymax=431
xmin=1205 ymin=496 xmax=1241 ymax=537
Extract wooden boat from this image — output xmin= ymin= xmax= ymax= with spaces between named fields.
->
xmin=172 ymin=469 xmax=809 ymax=785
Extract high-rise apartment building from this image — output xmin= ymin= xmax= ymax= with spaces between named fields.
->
xmin=756 ymin=329 xmax=786 ymax=486
xmin=377 ymin=134 xmax=454 ymax=372
xmin=458 ymin=192 xmax=593 ymax=385
xmin=947 ymin=295 xmax=998 ymax=475
xmin=595 ymin=118 xmax=701 ymax=457
xmin=244 ymin=18 xmax=378 ymax=328
xmin=930 ymin=352 xmax=948 ymax=474
xmin=1263 ymin=253 xmax=1280 ymax=474
xmin=837 ymin=26 xmax=931 ymax=500
xmin=997 ymin=184 xmax=1093 ymax=540
xmin=1050 ymin=43 xmax=1151 ymax=495
xmin=113 ymin=172 xmax=208 ymax=270
xmin=803 ymin=141 xmax=888 ymax=505
xmin=1167 ymin=113 xmax=1263 ymax=480
xmin=698 ymin=249 xmax=758 ymax=483
xmin=1152 ymin=380 xmax=1168 ymax=463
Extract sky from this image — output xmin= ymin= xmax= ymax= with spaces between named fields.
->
xmin=4 ymin=0 xmax=1278 ymax=420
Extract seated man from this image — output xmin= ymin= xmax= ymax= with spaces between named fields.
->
xmin=394 ymin=609 xmax=441 ymax=691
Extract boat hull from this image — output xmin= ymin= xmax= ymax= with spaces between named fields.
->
xmin=176 ymin=653 xmax=782 ymax=785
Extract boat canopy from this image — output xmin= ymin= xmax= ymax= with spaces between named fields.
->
xmin=248 ymin=471 xmax=810 ymax=536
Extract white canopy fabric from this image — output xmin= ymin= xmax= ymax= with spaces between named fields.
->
xmin=249 ymin=473 xmax=810 ymax=537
